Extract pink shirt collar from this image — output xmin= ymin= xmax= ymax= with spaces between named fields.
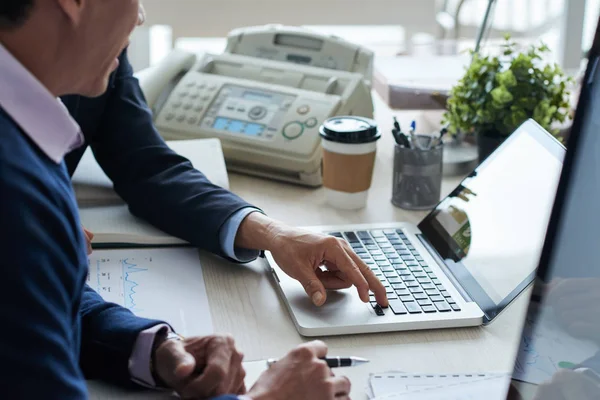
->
xmin=0 ymin=43 xmax=83 ymax=164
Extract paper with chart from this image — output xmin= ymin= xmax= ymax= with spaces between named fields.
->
xmin=512 ymin=305 xmax=598 ymax=385
xmin=368 ymin=372 xmax=509 ymax=399
xmin=87 ymin=248 xmax=213 ymax=336
xmin=372 ymin=374 xmax=510 ymax=400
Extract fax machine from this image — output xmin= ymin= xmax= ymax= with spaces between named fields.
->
xmin=137 ymin=25 xmax=374 ymax=187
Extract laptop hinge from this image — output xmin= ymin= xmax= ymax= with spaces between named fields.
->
xmin=416 ymin=234 xmax=474 ymax=304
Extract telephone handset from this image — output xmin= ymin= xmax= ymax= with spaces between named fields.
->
xmin=137 ymin=26 xmax=374 ymax=187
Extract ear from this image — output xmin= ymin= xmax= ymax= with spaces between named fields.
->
xmin=55 ymin=0 xmax=86 ymax=26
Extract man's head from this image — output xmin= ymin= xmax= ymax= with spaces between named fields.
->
xmin=0 ymin=0 xmax=142 ymax=97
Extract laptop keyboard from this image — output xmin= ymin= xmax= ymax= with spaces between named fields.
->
xmin=328 ymin=229 xmax=461 ymax=316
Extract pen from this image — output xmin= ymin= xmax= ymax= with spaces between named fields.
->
xmin=393 ymin=117 xmax=401 ymax=133
xmin=432 ymin=125 xmax=448 ymax=148
xmin=266 ymin=356 xmax=369 ymax=369
xmin=409 ymin=120 xmax=417 ymax=149
xmin=391 ymin=117 xmax=411 ymax=148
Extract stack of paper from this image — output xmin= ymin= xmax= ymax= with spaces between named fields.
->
xmin=367 ymin=372 xmax=511 ymax=400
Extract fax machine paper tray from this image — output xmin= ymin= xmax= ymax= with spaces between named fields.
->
xmin=201 ymin=54 xmax=354 ymax=96
xmin=226 ymin=159 xmax=323 ymax=187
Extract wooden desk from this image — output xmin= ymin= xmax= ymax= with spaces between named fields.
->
xmin=202 ymin=93 xmax=528 ymax=398
xmin=90 ymin=94 xmax=528 ymax=399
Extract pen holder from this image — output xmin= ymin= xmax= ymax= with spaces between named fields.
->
xmin=392 ymin=143 xmax=443 ymax=210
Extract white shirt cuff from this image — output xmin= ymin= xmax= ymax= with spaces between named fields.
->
xmin=219 ymin=208 xmax=262 ymax=262
xmin=128 ymin=323 xmax=171 ymax=388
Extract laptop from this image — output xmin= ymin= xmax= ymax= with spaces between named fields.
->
xmin=266 ymin=117 xmax=566 ymax=336
xmin=507 ymin=22 xmax=600 ymax=399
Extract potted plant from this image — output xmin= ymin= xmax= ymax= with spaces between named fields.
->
xmin=443 ymin=36 xmax=573 ymax=161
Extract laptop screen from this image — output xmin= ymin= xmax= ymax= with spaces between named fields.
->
xmin=418 ymin=121 xmax=565 ymax=321
xmin=508 ymin=25 xmax=600 ymax=398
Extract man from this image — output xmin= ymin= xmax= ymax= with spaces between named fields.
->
xmin=0 ymin=1 xmax=351 ymax=398
xmin=63 ymin=28 xmax=387 ymax=311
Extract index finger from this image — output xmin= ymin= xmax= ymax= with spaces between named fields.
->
xmin=298 ymin=340 xmax=328 ymax=358
xmin=325 ymin=242 xmax=370 ymax=302
xmin=346 ymin=249 xmax=388 ymax=307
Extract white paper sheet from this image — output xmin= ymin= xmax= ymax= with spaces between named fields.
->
xmin=369 ymin=372 xmax=509 ymax=399
xmin=372 ymin=374 xmax=511 ymax=400
xmin=87 ymin=360 xmax=266 ymax=399
xmin=87 ymin=248 xmax=213 ymax=336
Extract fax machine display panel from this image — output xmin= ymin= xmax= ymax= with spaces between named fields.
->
xmin=418 ymin=125 xmax=564 ymax=319
xmin=202 ymin=84 xmax=296 ymax=140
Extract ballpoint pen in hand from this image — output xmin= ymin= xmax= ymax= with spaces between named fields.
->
xmin=267 ymin=356 xmax=369 ymax=368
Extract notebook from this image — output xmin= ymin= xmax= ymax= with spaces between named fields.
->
xmin=75 ymin=138 xmax=229 ymax=247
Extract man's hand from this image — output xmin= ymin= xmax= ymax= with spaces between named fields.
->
xmin=247 ymin=341 xmax=351 ymax=400
xmin=153 ymin=334 xmax=246 ymax=399
xmin=82 ymin=226 xmax=94 ymax=255
xmin=533 ymin=369 xmax=600 ymax=400
xmin=235 ymin=213 xmax=388 ymax=307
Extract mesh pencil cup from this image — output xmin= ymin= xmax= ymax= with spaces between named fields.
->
xmin=391 ymin=143 xmax=443 ymax=210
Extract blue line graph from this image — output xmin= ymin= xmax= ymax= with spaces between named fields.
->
xmin=122 ymin=258 xmax=148 ymax=310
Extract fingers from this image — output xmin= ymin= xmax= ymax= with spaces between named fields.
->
xmin=181 ymin=337 xmax=235 ymax=398
xmin=316 ymin=270 xmax=353 ymax=290
xmin=297 ymin=268 xmax=328 ymax=306
xmin=324 ymin=239 xmax=369 ymax=302
xmin=344 ymin=246 xmax=389 ymax=307
xmin=227 ymin=347 xmax=246 ymax=394
xmin=330 ymin=376 xmax=351 ymax=397
xmin=154 ymin=339 xmax=196 ymax=386
xmin=237 ymin=380 xmax=247 ymax=395
xmin=82 ymin=226 xmax=94 ymax=255
xmin=296 ymin=340 xmax=328 ymax=359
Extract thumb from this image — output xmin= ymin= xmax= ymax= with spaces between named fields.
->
xmin=156 ymin=340 xmax=197 ymax=384
xmin=83 ymin=227 xmax=94 ymax=240
xmin=299 ymin=271 xmax=327 ymax=306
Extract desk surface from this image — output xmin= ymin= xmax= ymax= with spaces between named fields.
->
xmin=202 ymin=94 xmax=528 ymax=399
xmin=90 ymin=94 xmax=528 ymax=399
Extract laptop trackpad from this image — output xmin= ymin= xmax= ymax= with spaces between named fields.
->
xmin=286 ymin=287 xmax=373 ymax=326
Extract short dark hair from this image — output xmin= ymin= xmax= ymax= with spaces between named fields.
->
xmin=0 ymin=0 xmax=34 ymax=30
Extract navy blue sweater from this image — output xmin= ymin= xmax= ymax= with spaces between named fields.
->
xmin=0 ymin=108 xmax=163 ymax=398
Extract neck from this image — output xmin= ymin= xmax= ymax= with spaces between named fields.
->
xmin=0 ymin=17 xmax=71 ymax=96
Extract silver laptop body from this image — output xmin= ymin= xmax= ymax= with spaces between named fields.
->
xmin=267 ymin=120 xmax=566 ymax=336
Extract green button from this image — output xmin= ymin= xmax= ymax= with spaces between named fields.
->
xmin=282 ymin=121 xmax=304 ymax=140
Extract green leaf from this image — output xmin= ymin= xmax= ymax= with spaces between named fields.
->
xmin=497 ymin=70 xmax=517 ymax=87
xmin=491 ymin=87 xmax=514 ymax=104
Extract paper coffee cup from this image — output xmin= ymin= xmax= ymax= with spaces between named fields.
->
xmin=320 ymin=117 xmax=381 ymax=210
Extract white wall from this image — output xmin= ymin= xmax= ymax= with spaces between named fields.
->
xmin=141 ymin=0 xmax=437 ymax=42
